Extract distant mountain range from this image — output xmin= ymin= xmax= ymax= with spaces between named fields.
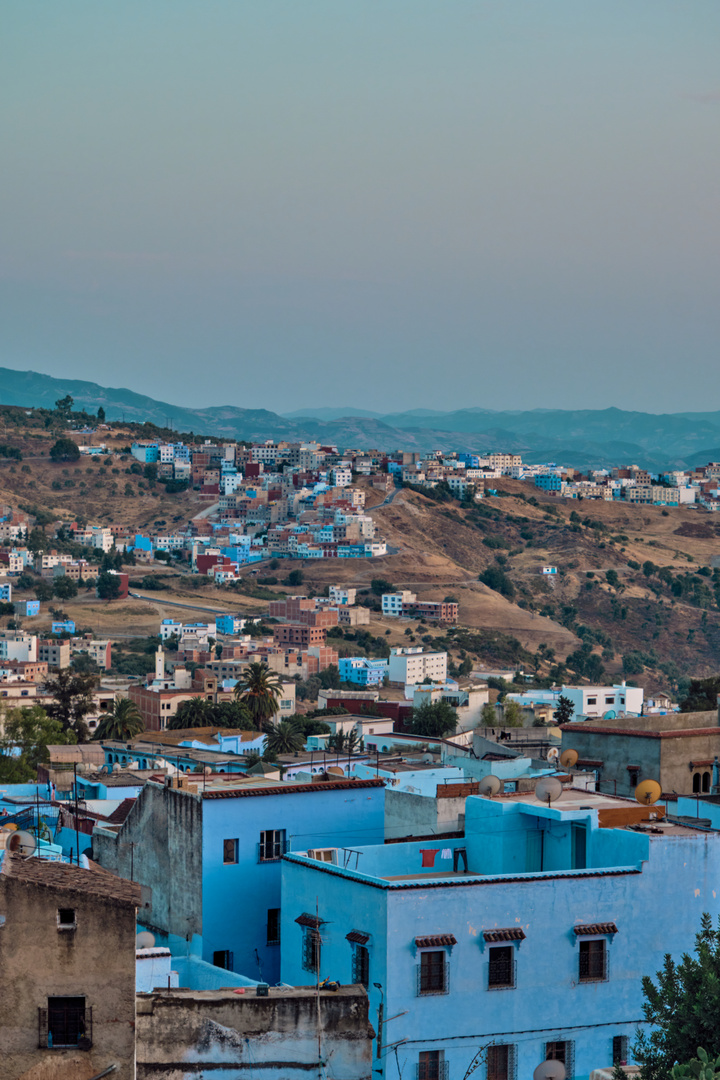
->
xmin=1 ymin=366 xmax=720 ymax=471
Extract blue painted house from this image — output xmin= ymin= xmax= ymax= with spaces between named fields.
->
xmin=281 ymin=789 xmax=720 ymax=1080
xmin=339 ymin=657 xmax=389 ymax=686
xmin=94 ymin=776 xmax=385 ymax=986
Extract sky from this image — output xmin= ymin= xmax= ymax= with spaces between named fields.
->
xmin=2 ymin=2 xmax=720 ymax=415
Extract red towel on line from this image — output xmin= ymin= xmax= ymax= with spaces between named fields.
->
xmin=420 ymin=849 xmax=440 ymax=867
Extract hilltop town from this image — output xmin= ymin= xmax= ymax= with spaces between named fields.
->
xmin=2 ymin=400 xmax=720 ymax=1079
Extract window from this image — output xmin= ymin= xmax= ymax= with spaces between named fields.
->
xmin=223 ymin=838 xmax=239 ymax=864
xmin=42 ymin=997 xmax=90 ymax=1049
xmin=302 ymin=928 xmax=321 ymax=973
xmin=693 ymin=772 xmax=702 ymax=793
xmin=258 ymin=829 xmax=288 ymax=862
xmin=267 ymin=908 xmax=280 ymax=945
xmin=418 ymin=1051 xmax=447 ymax=1080
xmin=213 ymin=950 xmax=233 ymax=970
xmin=418 ymin=950 xmax=448 ymax=995
xmin=488 ymin=946 xmax=514 ymax=989
xmin=587 ymin=697 xmax=597 ymax=706
xmin=352 ymin=944 xmax=370 ymax=987
xmin=57 ymin=908 xmax=76 ymax=930
xmin=604 ymin=696 xmax=614 ymax=705
xmin=487 ymin=1044 xmax=516 ymax=1080
xmin=545 ymin=1041 xmax=574 ymax=1078
xmin=579 ymin=939 xmax=607 ymax=982
xmin=612 ymin=1036 xmax=628 ymax=1066
xmin=703 ymin=772 xmax=711 ymax=793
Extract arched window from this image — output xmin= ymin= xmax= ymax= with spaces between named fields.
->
xmin=703 ymin=772 xmax=711 ymax=793
xmin=693 ymin=772 xmax=701 ymax=793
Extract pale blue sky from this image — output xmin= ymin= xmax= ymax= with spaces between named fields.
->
xmin=2 ymin=2 xmax=719 ymax=413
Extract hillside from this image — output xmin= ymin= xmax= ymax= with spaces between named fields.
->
xmin=4 ymin=365 xmax=720 ymax=468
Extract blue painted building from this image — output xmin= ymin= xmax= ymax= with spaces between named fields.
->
xmin=535 ymin=474 xmax=564 ymax=492
xmin=0 ymin=583 xmax=12 ymax=602
xmin=281 ymin=790 xmax=720 ymax=1080
xmin=51 ymin=619 xmax=75 ymax=634
xmin=339 ymin=657 xmax=389 ymax=686
xmin=24 ymin=600 xmax=40 ymax=616
xmin=131 ymin=441 xmax=160 ymax=463
xmin=94 ymin=776 xmax=386 ymax=986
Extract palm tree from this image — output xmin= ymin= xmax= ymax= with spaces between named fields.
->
xmin=234 ymin=662 xmax=283 ymax=727
xmin=94 ymin=697 xmax=144 ymax=741
xmin=264 ymin=721 xmax=305 ymax=755
xmin=168 ymin=697 xmax=213 ymax=730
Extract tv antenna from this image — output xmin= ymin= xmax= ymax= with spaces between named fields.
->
xmin=534 ymin=776 xmax=563 ymax=806
xmin=560 ymin=748 xmax=578 ymax=768
xmin=478 ymin=775 xmax=502 ymax=798
xmin=635 ymin=779 xmax=662 ymax=805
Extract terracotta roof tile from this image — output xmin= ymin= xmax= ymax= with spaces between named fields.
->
xmin=415 ymin=934 xmax=457 ymax=948
xmin=106 ymin=798 xmax=136 ymax=825
xmin=1 ymin=852 xmax=141 ymax=907
xmin=296 ymin=913 xmax=324 ymax=928
xmin=201 ymin=778 xmax=385 ymax=799
xmin=574 ymin=922 xmax=618 ymax=936
xmin=483 ymin=928 xmax=526 ymax=942
xmin=346 ymin=930 xmax=370 ymax=944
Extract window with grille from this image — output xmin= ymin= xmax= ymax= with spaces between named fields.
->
xmin=40 ymin=997 xmax=91 ymax=1049
xmin=223 ymin=838 xmax=238 ymax=864
xmin=302 ymin=928 xmax=321 ymax=973
xmin=213 ymin=950 xmax=233 ymax=970
xmin=417 ymin=1050 xmax=447 ymax=1080
xmin=579 ymin=939 xmax=607 ymax=982
xmin=352 ymin=944 xmax=369 ymax=987
xmin=487 ymin=1044 xmax=516 ymax=1080
xmin=418 ymin=950 xmax=448 ymax=995
xmin=488 ymin=946 xmax=514 ymax=989
xmin=258 ymin=829 xmax=288 ymax=862
xmin=267 ymin=908 xmax=280 ymax=945
xmin=613 ymin=1036 xmax=628 ymax=1065
xmin=545 ymin=1041 xmax=574 ymax=1079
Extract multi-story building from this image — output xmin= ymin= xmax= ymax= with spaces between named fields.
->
xmin=38 ymin=639 xmax=71 ymax=668
xmin=338 ymin=657 xmax=389 ymax=687
xmin=388 ymin=647 xmax=447 ymax=686
xmin=281 ymin=787 xmax=720 ymax=1080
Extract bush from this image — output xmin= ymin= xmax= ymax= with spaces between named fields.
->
xmin=49 ymin=438 xmax=80 ymax=462
xmin=479 ymin=566 xmax=515 ymax=600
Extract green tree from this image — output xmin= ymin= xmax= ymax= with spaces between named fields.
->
xmin=52 ymin=576 xmax=78 ymax=600
xmin=233 ymin=662 xmax=283 ymax=727
xmin=34 ymin=580 xmax=54 ymax=602
xmin=553 ymin=695 xmax=575 ymax=724
xmin=97 ymin=406 xmax=106 ymax=422
xmin=26 ymin=527 xmax=48 ymax=555
xmin=480 ymin=702 xmax=498 ymax=725
xmin=143 ymin=463 xmax=158 ymax=482
xmin=212 ymin=700 xmax=254 ymax=729
xmin=50 ymin=437 xmax=80 ymax=462
xmin=97 ymin=571 xmax=122 ymax=601
xmin=264 ymin=720 xmax=305 ymax=754
xmin=0 ymin=705 xmax=75 ymax=781
xmin=680 ymin=677 xmax=720 ymax=714
xmin=605 ymin=568 xmax=620 ymax=588
xmin=93 ymin=698 xmax=145 ymax=741
xmin=286 ymin=568 xmax=304 ymax=587
xmin=502 ymin=699 xmax=524 ymax=727
xmin=43 ymin=668 xmax=99 ymax=742
xmin=71 ymin=653 xmax=100 ymax=675
xmin=410 ymin=700 xmax=458 ymax=738
xmin=54 ymin=394 xmax=74 ymax=418
xmin=479 ymin=565 xmax=515 ymax=600
xmin=169 ymin=697 xmax=214 ymax=729
xmin=630 ymin=914 xmax=720 ymax=1080
xmin=371 ymin=578 xmax=395 ymax=595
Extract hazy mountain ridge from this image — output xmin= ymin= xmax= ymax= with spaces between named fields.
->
xmin=1 ymin=366 xmax=719 ymax=469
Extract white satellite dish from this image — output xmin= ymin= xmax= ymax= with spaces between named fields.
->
xmin=533 ymin=1061 xmax=566 ymax=1080
xmin=478 ymin=775 xmax=502 ymax=797
xmin=136 ymin=930 xmax=156 ymax=950
xmin=534 ymin=776 xmax=563 ymax=805
xmin=546 ymin=747 xmax=559 ymax=765
xmin=7 ymin=830 xmax=37 ymax=856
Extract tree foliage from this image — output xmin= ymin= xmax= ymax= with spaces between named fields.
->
xmin=409 ymin=700 xmax=457 ymax=738
xmin=234 ymin=662 xmax=283 ymax=727
xmin=553 ymin=695 xmax=575 ymax=724
xmin=93 ymin=698 xmax=144 ymax=742
xmin=631 ymin=914 xmax=720 ymax=1080
xmin=0 ymin=705 xmax=76 ymax=781
xmin=43 ymin=668 xmax=98 ymax=742
xmin=680 ymin=677 xmax=720 ymax=714
xmin=50 ymin=437 xmax=80 ymax=462
xmin=97 ymin=571 xmax=122 ymax=601
xmin=264 ymin=721 xmax=305 ymax=754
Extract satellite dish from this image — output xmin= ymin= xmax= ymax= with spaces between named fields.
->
xmin=136 ymin=930 xmax=156 ymax=950
xmin=603 ymin=710 xmax=617 ymax=720
xmin=546 ymin=747 xmax=559 ymax=765
xmin=635 ymin=779 xmax=662 ymax=805
xmin=7 ymin=830 xmax=37 ymax=856
xmin=560 ymin=748 xmax=579 ymax=768
xmin=533 ymin=1061 xmax=566 ymax=1080
xmin=113 ymin=763 xmax=123 ymax=773
xmin=478 ymin=775 xmax=502 ymax=797
xmin=535 ymin=776 xmax=563 ymax=805
xmin=422 ymin=753 xmax=434 ymax=764
xmin=204 ymin=766 xmax=212 ymax=775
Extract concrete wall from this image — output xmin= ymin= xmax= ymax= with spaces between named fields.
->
xmin=135 ymin=986 xmax=375 ymax=1080
xmin=94 ymin=781 xmax=203 ymax=942
xmin=385 ymin=788 xmax=465 ymax=840
xmin=560 ymin=728 xmax=662 ymax=797
xmin=0 ymin=874 xmax=136 ymax=1080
